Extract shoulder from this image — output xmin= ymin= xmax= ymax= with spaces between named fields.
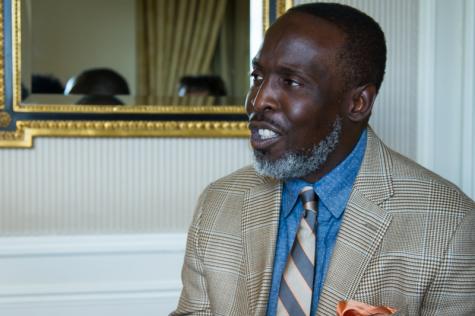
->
xmin=364 ymin=127 xmax=473 ymax=213
xmin=363 ymin=134 xmax=475 ymax=267
xmin=192 ymin=164 xmax=276 ymax=217
xmin=377 ymin=144 xmax=475 ymax=253
xmin=205 ymin=165 xmax=276 ymax=194
xmin=361 ymin=128 xmax=474 ymax=240
xmin=192 ymin=165 xmax=280 ymax=229
xmin=189 ymin=166 xmax=280 ymax=257
xmin=388 ymin=148 xmax=473 ymax=213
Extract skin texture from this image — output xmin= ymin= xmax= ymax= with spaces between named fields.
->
xmin=246 ymin=11 xmax=377 ymax=182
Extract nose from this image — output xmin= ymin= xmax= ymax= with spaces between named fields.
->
xmin=247 ymin=79 xmax=278 ymax=114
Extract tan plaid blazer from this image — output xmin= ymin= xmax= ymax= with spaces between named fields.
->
xmin=171 ymin=128 xmax=475 ymax=316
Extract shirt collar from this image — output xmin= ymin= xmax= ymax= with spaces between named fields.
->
xmin=282 ymin=129 xmax=367 ymax=219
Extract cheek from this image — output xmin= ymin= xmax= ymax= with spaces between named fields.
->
xmin=285 ymin=103 xmax=336 ymax=145
xmin=285 ymin=99 xmax=320 ymax=128
xmin=286 ymin=91 xmax=340 ymax=126
xmin=287 ymin=103 xmax=314 ymax=120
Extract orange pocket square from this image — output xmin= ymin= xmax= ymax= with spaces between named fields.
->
xmin=336 ymin=300 xmax=398 ymax=316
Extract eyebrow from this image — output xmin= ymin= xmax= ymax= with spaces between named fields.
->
xmin=276 ymin=65 xmax=303 ymax=76
xmin=252 ymin=59 xmax=303 ymax=74
xmin=251 ymin=58 xmax=325 ymax=83
xmin=277 ymin=64 xmax=319 ymax=85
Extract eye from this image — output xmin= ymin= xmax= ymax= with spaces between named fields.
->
xmin=250 ymin=71 xmax=263 ymax=84
xmin=283 ymin=78 xmax=301 ymax=87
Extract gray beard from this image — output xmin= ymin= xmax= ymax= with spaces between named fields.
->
xmin=252 ymin=117 xmax=342 ymax=180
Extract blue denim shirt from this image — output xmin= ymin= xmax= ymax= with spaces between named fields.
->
xmin=266 ymin=129 xmax=367 ymax=316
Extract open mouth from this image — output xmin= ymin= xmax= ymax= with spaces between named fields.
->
xmin=248 ymin=116 xmax=284 ymax=151
xmin=257 ymin=128 xmax=278 ymax=140
xmin=250 ymin=127 xmax=281 ymax=150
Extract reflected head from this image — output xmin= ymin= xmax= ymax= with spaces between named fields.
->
xmin=32 ymin=74 xmax=64 ymax=94
xmin=64 ymin=68 xmax=130 ymax=96
xmin=178 ymin=75 xmax=227 ymax=97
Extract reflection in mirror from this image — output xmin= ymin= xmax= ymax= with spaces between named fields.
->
xmin=20 ymin=0 xmax=250 ymax=106
xmin=64 ymin=68 xmax=130 ymax=105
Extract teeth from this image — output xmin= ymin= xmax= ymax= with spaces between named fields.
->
xmin=258 ymin=129 xmax=278 ymax=139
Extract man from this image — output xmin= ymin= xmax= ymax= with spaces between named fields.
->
xmin=171 ymin=3 xmax=475 ymax=315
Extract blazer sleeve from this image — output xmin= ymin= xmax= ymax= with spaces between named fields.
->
xmin=420 ymin=206 xmax=475 ymax=315
xmin=170 ymin=187 xmax=213 ymax=316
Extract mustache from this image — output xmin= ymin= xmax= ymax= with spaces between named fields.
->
xmin=248 ymin=111 xmax=285 ymax=131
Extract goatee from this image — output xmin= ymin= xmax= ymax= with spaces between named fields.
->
xmin=252 ymin=117 xmax=342 ymax=180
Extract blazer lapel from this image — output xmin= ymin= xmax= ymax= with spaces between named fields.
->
xmin=242 ymin=177 xmax=282 ymax=316
xmin=317 ymin=127 xmax=395 ymax=315
xmin=317 ymin=190 xmax=393 ymax=315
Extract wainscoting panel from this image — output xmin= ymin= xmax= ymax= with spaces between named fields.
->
xmin=0 ymin=234 xmax=186 ymax=316
xmin=0 ymin=137 xmax=251 ymax=235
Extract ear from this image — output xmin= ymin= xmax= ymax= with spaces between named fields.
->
xmin=347 ymin=84 xmax=377 ymax=122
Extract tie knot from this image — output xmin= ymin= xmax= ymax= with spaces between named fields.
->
xmin=299 ymin=186 xmax=317 ymax=216
xmin=299 ymin=186 xmax=316 ymax=203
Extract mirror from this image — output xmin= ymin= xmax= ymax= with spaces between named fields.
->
xmin=0 ymin=0 xmax=292 ymax=147
xmin=19 ymin=0 xmax=249 ymax=109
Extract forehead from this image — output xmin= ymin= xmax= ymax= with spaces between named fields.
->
xmin=256 ymin=12 xmax=346 ymax=68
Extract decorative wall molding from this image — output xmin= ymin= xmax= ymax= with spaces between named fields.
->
xmin=420 ymin=0 xmax=473 ymax=195
xmin=0 ymin=120 xmax=249 ymax=148
xmin=461 ymin=0 xmax=474 ymax=198
xmin=0 ymin=234 xmax=186 ymax=316
xmin=416 ymin=0 xmax=436 ymax=170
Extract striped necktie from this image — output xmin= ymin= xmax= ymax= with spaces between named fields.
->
xmin=277 ymin=186 xmax=318 ymax=316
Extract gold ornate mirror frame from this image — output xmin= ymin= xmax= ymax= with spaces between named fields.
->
xmin=0 ymin=0 xmax=293 ymax=148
